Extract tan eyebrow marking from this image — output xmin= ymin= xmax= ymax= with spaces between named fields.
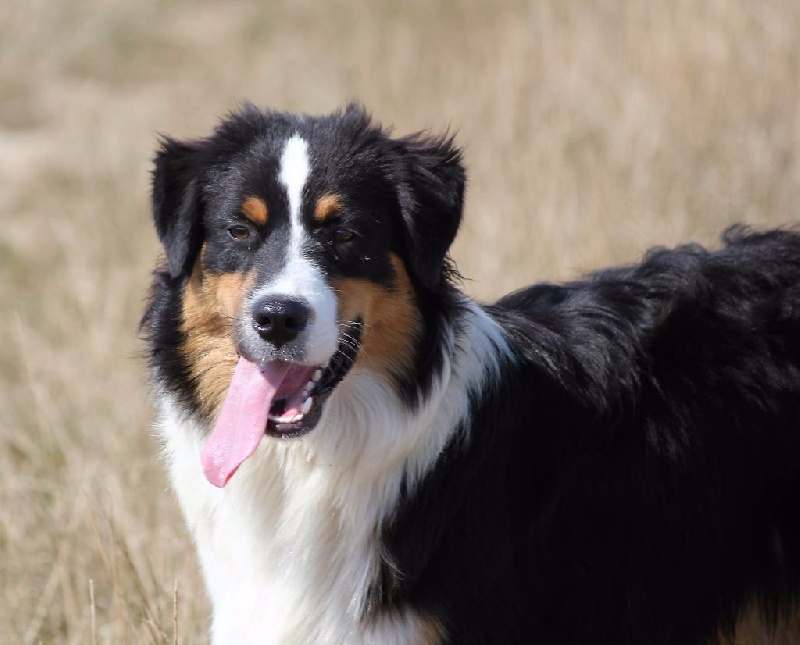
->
xmin=313 ymin=193 xmax=343 ymax=222
xmin=241 ymin=196 xmax=269 ymax=225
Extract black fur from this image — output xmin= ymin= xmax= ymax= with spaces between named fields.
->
xmin=145 ymin=105 xmax=800 ymax=644
xmin=382 ymin=227 xmax=800 ymax=644
xmin=151 ymin=138 xmax=206 ymax=279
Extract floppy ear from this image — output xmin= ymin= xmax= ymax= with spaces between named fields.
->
xmin=393 ymin=132 xmax=465 ymax=291
xmin=151 ymin=137 xmax=205 ymax=279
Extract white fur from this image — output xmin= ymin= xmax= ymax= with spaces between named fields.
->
xmin=245 ymin=135 xmax=338 ymax=365
xmin=279 ymin=135 xmax=310 ymax=221
xmin=156 ymin=299 xmax=512 ymax=644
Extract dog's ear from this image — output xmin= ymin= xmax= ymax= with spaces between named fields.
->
xmin=392 ymin=132 xmax=465 ymax=291
xmin=151 ymin=137 xmax=205 ymax=279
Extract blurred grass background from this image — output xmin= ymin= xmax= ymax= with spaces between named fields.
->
xmin=1 ymin=0 xmax=799 ymax=642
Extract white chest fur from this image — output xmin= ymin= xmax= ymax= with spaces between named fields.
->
xmin=156 ymin=303 xmax=509 ymax=644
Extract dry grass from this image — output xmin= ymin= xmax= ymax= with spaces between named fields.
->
xmin=1 ymin=0 xmax=799 ymax=642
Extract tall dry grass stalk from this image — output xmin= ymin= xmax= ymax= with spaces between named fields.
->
xmin=1 ymin=0 xmax=799 ymax=641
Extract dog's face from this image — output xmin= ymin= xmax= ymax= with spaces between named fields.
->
xmin=150 ymin=105 xmax=464 ymax=485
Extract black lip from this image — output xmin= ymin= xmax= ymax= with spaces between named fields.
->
xmin=265 ymin=318 xmax=364 ymax=438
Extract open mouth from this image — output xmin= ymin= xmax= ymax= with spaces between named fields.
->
xmin=200 ymin=319 xmax=363 ymax=488
xmin=266 ymin=319 xmax=364 ymax=437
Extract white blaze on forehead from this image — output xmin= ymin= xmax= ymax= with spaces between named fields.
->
xmin=249 ymin=134 xmax=337 ymax=365
xmin=276 ymin=133 xmax=311 ymax=272
xmin=279 ymin=135 xmax=310 ymax=224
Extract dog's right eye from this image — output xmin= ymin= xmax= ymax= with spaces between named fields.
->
xmin=227 ymin=225 xmax=251 ymax=241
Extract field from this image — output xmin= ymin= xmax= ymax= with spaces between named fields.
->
xmin=2 ymin=1 xmax=799 ymax=642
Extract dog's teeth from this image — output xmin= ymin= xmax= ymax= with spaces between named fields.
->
xmin=305 ymin=380 xmax=315 ymax=392
xmin=312 ymin=369 xmax=322 ymax=382
xmin=301 ymin=397 xmax=313 ymax=414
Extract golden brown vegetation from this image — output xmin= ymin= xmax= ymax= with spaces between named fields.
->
xmin=1 ymin=1 xmax=799 ymax=642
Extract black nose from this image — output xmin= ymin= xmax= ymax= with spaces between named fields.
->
xmin=252 ymin=297 xmax=310 ymax=347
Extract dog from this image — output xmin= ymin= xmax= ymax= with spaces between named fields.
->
xmin=143 ymin=104 xmax=800 ymax=644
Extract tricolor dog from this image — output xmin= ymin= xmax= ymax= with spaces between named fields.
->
xmin=143 ymin=105 xmax=800 ymax=644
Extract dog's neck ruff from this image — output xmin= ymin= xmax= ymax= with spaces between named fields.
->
xmin=157 ymin=299 xmax=510 ymax=644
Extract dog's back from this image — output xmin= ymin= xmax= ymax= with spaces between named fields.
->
xmin=469 ymin=227 xmax=800 ymax=643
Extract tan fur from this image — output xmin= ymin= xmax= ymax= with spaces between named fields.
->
xmin=417 ymin=613 xmax=447 ymax=644
xmin=332 ymin=254 xmax=421 ymax=379
xmin=366 ymin=610 xmax=447 ymax=644
xmin=181 ymin=249 xmax=419 ymax=410
xmin=711 ymin=600 xmax=800 ymax=645
xmin=242 ymin=195 xmax=269 ymax=226
xmin=181 ymin=250 xmax=253 ymax=416
xmin=313 ymin=193 xmax=342 ymax=222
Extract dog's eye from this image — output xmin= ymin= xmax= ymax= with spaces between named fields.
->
xmin=228 ymin=225 xmax=251 ymax=241
xmin=332 ymin=227 xmax=356 ymax=244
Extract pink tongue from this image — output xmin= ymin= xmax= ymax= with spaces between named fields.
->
xmin=201 ymin=357 xmax=291 ymax=488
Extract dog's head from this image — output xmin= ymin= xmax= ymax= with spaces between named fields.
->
xmin=151 ymin=104 xmax=464 ymax=485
